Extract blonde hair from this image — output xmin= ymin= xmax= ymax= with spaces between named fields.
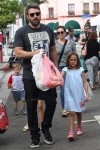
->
xmin=12 ymin=63 xmax=21 ymax=69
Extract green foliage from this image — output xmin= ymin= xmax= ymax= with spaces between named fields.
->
xmin=30 ymin=0 xmax=48 ymax=4
xmin=0 ymin=0 xmax=23 ymax=30
xmin=21 ymin=0 xmax=48 ymax=6
xmin=0 ymin=0 xmax=48 ymax=30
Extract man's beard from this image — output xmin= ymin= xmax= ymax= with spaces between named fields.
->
xmin=29 ymin=19 xmax=40 ymax=27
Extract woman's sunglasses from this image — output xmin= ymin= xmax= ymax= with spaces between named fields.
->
xmin=57 ymin=31 xmax=64 ymax=35
xmin=29 ymin=12 xmax=41 ymax=17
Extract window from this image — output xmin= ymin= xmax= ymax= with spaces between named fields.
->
xmin=83 ymin=3 xmax=89 ymax=10
xmin=68 ymin=4 xmax=75 ymax=15
xmin=48 ymin=8 xmax=54 ymax=18
xmin=93 ymin=3 xmax=99 ymax=14
xmin=83 ymin=3 xmax=89 ymax=14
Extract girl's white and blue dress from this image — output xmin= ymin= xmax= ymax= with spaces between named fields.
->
xmin=63 ymin=67 xmax=86 ymax=112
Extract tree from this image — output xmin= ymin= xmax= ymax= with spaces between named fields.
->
xmin=0 ymin=0 xmax=23 ymax=30
xmin=21 ymin=0 xmax=48 ymax=5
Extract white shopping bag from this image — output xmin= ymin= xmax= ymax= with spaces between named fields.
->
xmin=31 ymin=53 xmax=49 ymax=91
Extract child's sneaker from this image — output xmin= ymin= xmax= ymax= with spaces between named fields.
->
xmin=76 ymin=125 xmax=83 ymax=135
xmin=22 ymin=108 xmax=27 ymax=115
xmin=14 ymin=109 xmax=19 ymax=115
xmin=67 ymin=131 xmax=74 ymax=141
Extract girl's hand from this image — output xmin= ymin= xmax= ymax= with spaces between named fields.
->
xmin=85 ymin=95 xmax=90 ymax=102
xmin=81 ymin=49 xmax=87 ymax=57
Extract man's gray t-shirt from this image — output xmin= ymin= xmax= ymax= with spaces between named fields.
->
xmin=14 ymin=24 xmax=55 ymax=79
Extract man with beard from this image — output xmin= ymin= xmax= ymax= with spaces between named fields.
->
xmin=14 ymin=3 xmax=58 ymax=148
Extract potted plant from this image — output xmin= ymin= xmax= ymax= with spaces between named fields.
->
xmin=68 ymin=11 xmax=75 ymax=15
xmin=93 ymin=9 xmax=99 ymax=14
xmin=83 ymin=9 xmax=90 ymax=14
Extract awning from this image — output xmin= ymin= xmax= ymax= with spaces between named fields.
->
xmin=65 ymin=20 xmax=81 ymax=29
xmin=47 ymin=22 xmax=59 ymax=30
xmin=74 ymin=31 xmax=82 ymax=35
xmin=47 ymin=22 xmax=55 ymax=29
xmin=53 ymin=22 xmax=59 ymax=30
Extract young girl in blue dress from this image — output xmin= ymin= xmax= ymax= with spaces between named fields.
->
xmin=61 ymin=51 xmax=89 ymax=141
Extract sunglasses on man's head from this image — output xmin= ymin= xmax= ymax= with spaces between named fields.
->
xmin=29 ymin=12 xmax=41 ymax=17
xmin=57 ymin=31 xmax=65 ymax=35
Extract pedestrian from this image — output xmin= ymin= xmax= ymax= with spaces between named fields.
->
xmin=61 ymin=51 xmax=89 ymax=141
xmin=56 ymin=25 xmax=76 ymax=117
xmin=14 ymin=2 xmax=58 ymax=148
xmin=8 ymin=63 xmax=27 ymax=115
xmin=66 ymin=26 xmax=76 ymax=43
xmin=84 ymin=31 xmax=100 ymax=89
xmin=84 ymin=25 xmax=92 ymax=42
xmin=79 ymin=25 xmax=92 ymax=46
xmin=84 ymin=19 xmax=91 ymax=30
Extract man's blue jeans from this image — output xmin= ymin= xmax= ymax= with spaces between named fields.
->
xmin=58 ymin=66 xmax=65 ymax=110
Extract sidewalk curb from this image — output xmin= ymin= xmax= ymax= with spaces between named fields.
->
xmin=0 ymin=71 xmax=6 ymax=87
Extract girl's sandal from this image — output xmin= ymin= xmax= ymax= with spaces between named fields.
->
xmin=67 ymin=131 xmax=74 ymax=141
xmin=22 ymin=124 xmax=29 ymax=132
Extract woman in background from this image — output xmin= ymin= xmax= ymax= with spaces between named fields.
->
xmin=84 ymin=31 xmax=100 ymax=90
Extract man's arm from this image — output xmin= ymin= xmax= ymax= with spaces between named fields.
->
xmin=50 ymin=46 xmax=58 ymax=67
xmin=14 ymin=47 xmax=40 ymax=59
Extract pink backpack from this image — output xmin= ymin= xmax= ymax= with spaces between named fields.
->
xmin=43 ymin=54 xmax=64 ymax=88
xmin=0 ymin=99 xmax=9 ymax=134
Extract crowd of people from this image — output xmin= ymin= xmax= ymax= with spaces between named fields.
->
xmin=6 ymin=2 xmax=100 ymax=149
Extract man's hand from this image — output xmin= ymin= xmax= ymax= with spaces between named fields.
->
xmin=32 ymin=49 xmax=45 ymax=56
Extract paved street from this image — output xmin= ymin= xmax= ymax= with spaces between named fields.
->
xmin=0 ymin=88 xmax=100 ymax=150
xmin=0 ymin=44 xmax=100 ymax=150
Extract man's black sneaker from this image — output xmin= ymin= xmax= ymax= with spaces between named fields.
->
xmin=42 ymin=129 xmax=53 ymax=145
xmin=30 ymin=135 xmax=40 ymax=148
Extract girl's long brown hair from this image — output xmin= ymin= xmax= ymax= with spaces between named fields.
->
xmin=66 ymin=52 xmax=81 ymax=69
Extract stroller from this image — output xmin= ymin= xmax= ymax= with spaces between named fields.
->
xmin=8 ymin=50 xmax=22 ymax=69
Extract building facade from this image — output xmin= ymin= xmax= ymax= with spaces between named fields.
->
xmin=7 ymin=0 xmax=100 ymax=41
xmin=40 ymin=0 xmax=100 ymax=31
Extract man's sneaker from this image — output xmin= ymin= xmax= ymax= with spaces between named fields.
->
xmin=76 ymin=125 xmax=83 ymax=135
xmin=30 ymin=135 xmax=40 ymax=148
xmin=42 ymin=129 xmax=53 ymax=145
xmin=22 ymin=108 xmax=27 ymax=115
xmin=14 ymin=109 xmax=19 ymax=115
